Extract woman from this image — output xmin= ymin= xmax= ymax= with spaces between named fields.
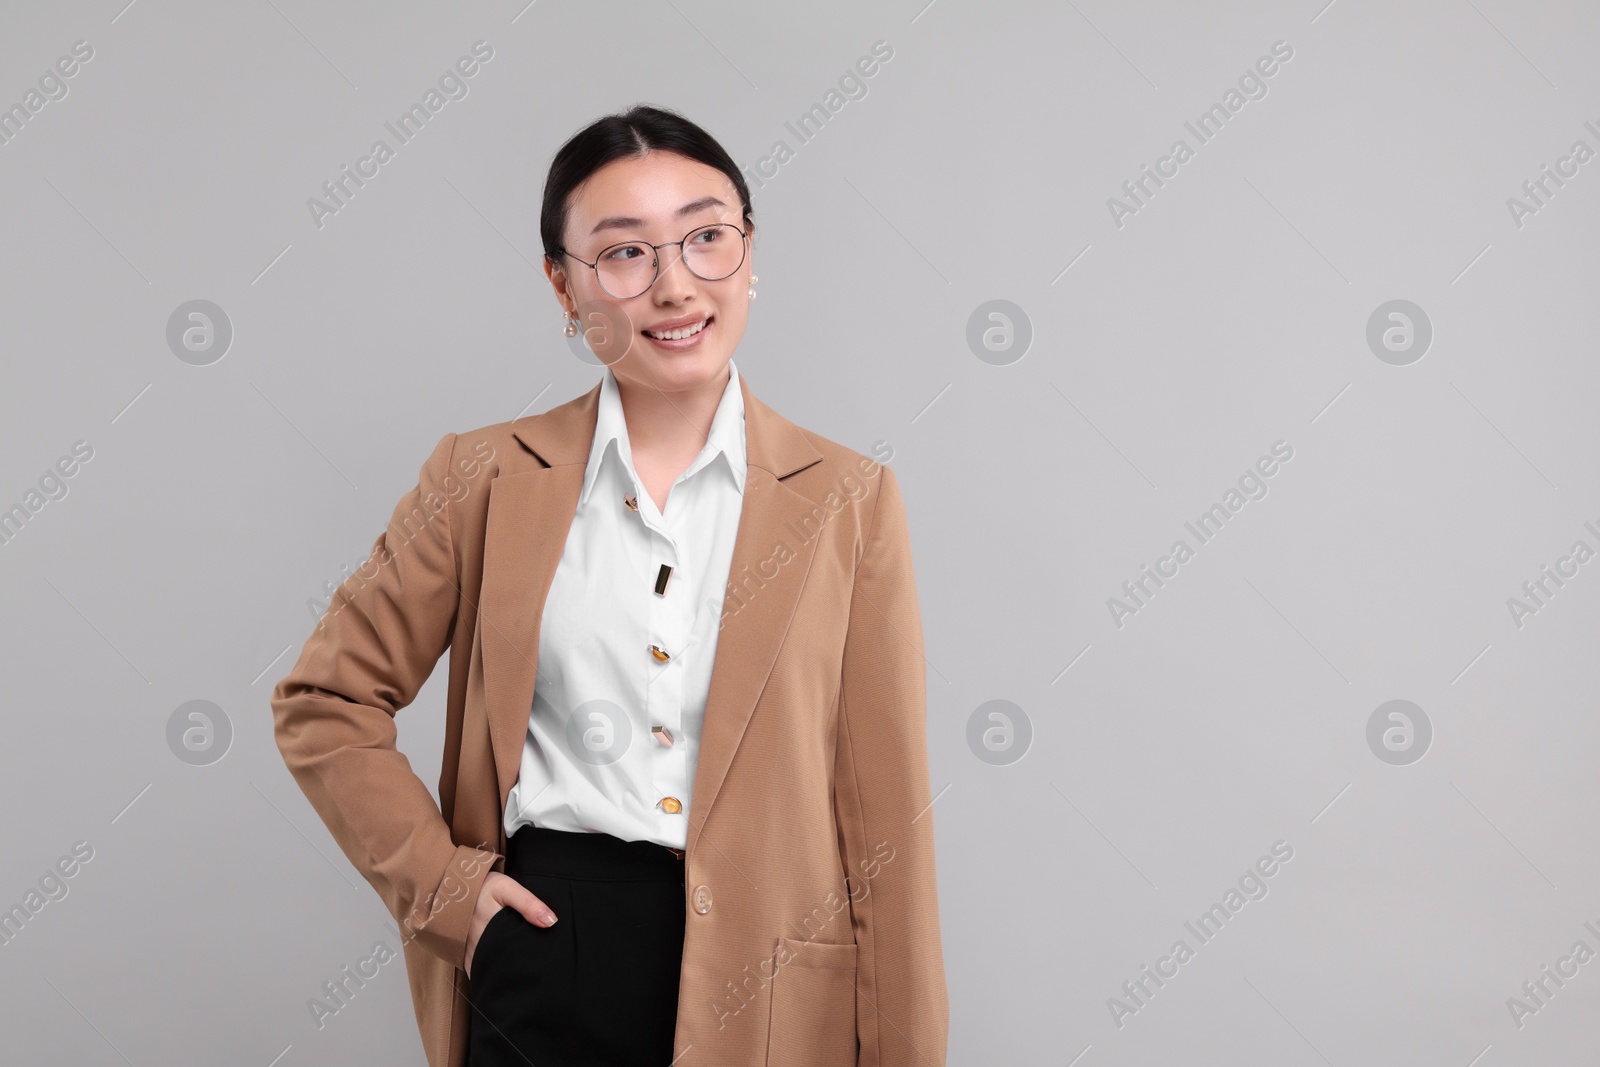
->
xmin=272 ymin=105 xmax=948 ymax=1067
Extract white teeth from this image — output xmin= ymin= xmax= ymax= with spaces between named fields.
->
xmin=646 ymin=317 xmax=709 ymax=340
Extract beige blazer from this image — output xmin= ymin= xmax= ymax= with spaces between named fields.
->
xmin=271 ymin=371 xmax=948 ymax=1067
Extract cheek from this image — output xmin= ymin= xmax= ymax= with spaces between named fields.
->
xmin=717 ymin=293 xmax=750 ymax=329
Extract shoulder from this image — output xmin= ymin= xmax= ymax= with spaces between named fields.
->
xmin=738 ymin=378 xmax=898 ymax=501
xmin=786 ymin=422 xmax=898 ymax=507
xmin=440 ymin=417 xmax=527 ymax=473
xmin=773 ymin=414 xmax=906 ymax=570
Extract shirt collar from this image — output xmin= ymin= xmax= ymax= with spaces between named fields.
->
xmin=578 ymin=359 xmax=747 ymax=507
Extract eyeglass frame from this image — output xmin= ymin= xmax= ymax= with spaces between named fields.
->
xmin=553 ymin=222 xmax=751 ymax=299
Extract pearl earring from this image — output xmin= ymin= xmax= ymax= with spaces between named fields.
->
xmin=748 ymin=273 xmax=759 ymax=301
xmin=563 ymin=311 xmax=578 ymax=337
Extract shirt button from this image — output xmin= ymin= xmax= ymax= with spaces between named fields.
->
xmin=624 ymin=494 xmax=639 ymax=511
xmin=693 ymin=884 xmax=713 ymax=914
xmin=659 ymin=796 xmax=683 ymax=814
xmin=649 ymin=644 xmax=671 ymax=662
xmin=652 ymin=725 xmax=675 ymax=747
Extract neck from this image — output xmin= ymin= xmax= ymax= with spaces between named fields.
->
xmin=612 ymin=363 xmax=731 ymax=456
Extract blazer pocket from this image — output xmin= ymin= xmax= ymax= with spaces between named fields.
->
xmin=765 ymin=937 xmax=858 ymax=1067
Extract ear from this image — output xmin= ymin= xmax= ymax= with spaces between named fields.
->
xmin=544 ymin=257 xmax=572 ymax=307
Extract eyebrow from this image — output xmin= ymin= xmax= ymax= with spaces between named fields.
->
xmin=587 ymin=195 xmax=728 ymax=236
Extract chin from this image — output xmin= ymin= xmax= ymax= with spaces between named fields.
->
xmin=617 ymin=349 xmax=730 ymax=393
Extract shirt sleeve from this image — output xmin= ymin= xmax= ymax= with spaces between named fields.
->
xmin=833 ymin=463 xmax=951 ymax=1066
xmin=270 ymin=431 xmax=500 ymax=971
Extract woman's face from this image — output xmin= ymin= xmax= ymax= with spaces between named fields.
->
xmin=549 ymin=150 xmax=754 ymax=395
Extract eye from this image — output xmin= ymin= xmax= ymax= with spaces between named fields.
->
xmin=690 ymin=227 xmax=724 ymax=245
xmin=602 ymin=243 xmax=649 ymax=263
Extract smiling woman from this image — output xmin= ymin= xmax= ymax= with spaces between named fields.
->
xmin=540 ymin=120 xmax=758 ymax=412
xmin=272 ymin=103 xmax=948 ymax=1067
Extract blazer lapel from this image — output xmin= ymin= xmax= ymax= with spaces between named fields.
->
xmin=481 ymin=370 xmax=825 ymax=851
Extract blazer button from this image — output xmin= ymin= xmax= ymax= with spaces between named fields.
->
xmin=693 ymin=884 xmax=713 ymax=914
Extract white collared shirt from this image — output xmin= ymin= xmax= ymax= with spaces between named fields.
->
xmin=503 ymin=360 xmax=747 ymax=848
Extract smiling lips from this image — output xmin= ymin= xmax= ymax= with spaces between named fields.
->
xmin=644 ymin=315 xmax=712 ymax=341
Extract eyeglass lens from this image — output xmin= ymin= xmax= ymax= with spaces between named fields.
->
xmin=593 ymin=224 xmax=745 ymax=299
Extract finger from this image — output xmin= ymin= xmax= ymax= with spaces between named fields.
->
xmin=514 ymin=889 xmax=558 ymax=926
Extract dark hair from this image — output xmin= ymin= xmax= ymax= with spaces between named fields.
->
xmin=540 ymin=104 xmax=753 ymax=266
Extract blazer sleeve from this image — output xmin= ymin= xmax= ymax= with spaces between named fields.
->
xmin=270 ymin=431 xmax=499 ymax=972
xmin=834 ymin=464 xmax=950 ymax=1067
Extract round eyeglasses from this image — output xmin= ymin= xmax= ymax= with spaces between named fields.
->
xmin=556 ymin=223 xmax=749 ymax=300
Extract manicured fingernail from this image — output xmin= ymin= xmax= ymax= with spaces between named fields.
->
xmin=543 ymin=913 xmax=557 ymax=925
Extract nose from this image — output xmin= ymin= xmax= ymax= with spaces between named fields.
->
xmin=650 ymin=242 xmax=698 ymax=303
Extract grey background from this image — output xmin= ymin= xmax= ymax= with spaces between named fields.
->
xmin=1 ymin=0 xmax=1596 ymax=1064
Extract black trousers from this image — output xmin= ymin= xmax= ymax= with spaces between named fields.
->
xmin=466 ymin=825 xmax=687 ymax=1066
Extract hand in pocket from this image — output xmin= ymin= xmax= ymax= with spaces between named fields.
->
xmin=464 ymin=870 xmax=558 ymax=979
